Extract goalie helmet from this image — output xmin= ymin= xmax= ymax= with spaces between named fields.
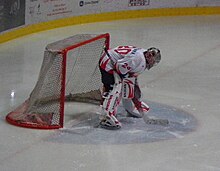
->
xmin=144 ymin=47 xmax=161 ymax=69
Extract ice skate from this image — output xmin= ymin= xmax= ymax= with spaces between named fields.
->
xmin=99 ymin=114 xmax=121 ymax=130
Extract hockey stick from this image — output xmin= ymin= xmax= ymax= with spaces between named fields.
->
xmin=139 ymin=108 xmax=169 ymax=126
xmin=145 ymin=117 xmax=169 ymax=126
xmin=132 ymin=86 xmax=169 ymax=126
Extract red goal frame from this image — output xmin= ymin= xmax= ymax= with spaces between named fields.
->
xmin=6 ymin=33 xmax=110 ymax=129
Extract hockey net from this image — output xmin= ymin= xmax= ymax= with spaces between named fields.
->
xmin=6 ymin=33 xmax=110 ymax=129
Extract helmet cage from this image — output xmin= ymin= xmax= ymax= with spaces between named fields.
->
xmin=145 ymin=47 xmax=161 ymax=69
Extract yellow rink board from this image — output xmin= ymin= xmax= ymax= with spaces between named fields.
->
xmin=0 ymin=7 xmax=220 ymax=44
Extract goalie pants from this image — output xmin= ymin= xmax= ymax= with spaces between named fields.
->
xmin=99 ymin=66 xmax=115 ymax=92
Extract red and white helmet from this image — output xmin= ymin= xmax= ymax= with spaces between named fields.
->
xmin=144 ymin=47 xmax=161 ymax=69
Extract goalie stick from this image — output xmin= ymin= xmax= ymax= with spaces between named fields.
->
xmin=135 ymin=101 xmax=169 ymax=126
xmin=131 ymin=84 xmax=169 ymax=126
xmin=131 ymin=82 xmax=169 ymax=126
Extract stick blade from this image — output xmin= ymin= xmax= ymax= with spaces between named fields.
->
xmin=144 ymin=117 xmax=169 ymax=126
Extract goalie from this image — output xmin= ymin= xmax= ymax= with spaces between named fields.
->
xmin=99 ymin=46 xmax=161 ymax=130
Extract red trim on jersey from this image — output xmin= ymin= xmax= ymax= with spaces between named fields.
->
xmin=99 ymin=53 xmax=114 ymax=74
xmin=100 ymin=55 xmax=109 ymax=69
xmin=99 ymin=52 xmax=106 ymax=62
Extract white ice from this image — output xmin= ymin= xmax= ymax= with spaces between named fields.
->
xmin=0 ymin=15 xmax=220 ymax=171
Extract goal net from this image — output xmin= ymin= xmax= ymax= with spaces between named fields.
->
xmin=6 ymin=33 xmax=110 ymax=129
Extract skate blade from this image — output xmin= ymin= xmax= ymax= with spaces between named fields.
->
xmin=99 ymin=122 xmax=121 ymax=130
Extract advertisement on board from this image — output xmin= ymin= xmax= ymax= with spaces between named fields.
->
xmin=0 ymin=0 xmax=25 ymax=32
xmin=1 ymin=0 xmax=220 ymax=34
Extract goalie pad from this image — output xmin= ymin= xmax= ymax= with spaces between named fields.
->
xmin=122 ymin=77 xmax=136 ymax=99
xmin=122 ymin=99 xmax=142 ymax=118
xmin=102 ymin=72 xmax=122 ymax=116
xmin=123 ymin=98 xmax=150 ymax=118
xmin=122 ymin=79 xmax=149 ymax=118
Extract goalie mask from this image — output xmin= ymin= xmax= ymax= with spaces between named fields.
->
xmin=144 ymin=47 xmax=161 ymax=69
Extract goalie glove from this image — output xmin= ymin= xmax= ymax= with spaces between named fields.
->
xmin=123 ymin=97 xmax=149 ymax=118
xmin=132 ymin=98 xmax=149 ymax=113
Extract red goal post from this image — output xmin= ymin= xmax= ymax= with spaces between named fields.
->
xmin=6 ymin=33 xmax=110 ymax=129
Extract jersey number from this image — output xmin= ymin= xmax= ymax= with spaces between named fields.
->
xmin=114 ymin=46 xmax=135 ymax=55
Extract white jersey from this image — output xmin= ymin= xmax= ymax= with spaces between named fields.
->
xmin=99 ymin=46 xmax=147 ymax=77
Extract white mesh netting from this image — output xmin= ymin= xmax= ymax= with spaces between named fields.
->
xmin=6 ymin=33 xmax=109 ymax=129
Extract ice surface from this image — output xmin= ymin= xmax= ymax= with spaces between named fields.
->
xmin=47 ymin=101 xmax=197 ymax=144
